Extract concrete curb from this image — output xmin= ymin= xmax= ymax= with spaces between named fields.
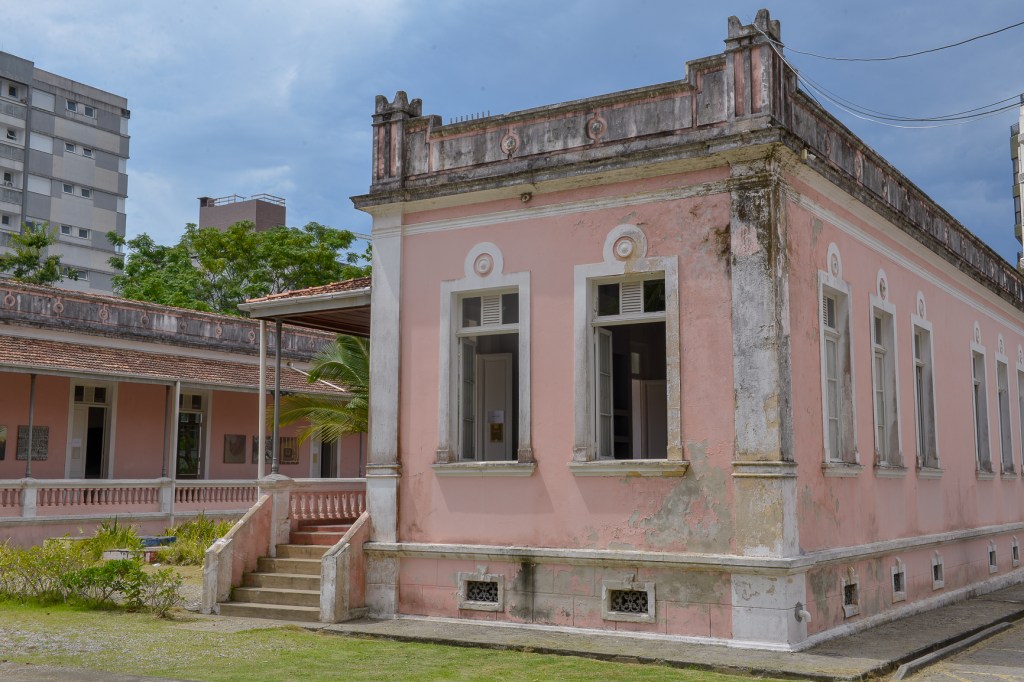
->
xmin=891 ymin=622 xmax=1012 ymax=680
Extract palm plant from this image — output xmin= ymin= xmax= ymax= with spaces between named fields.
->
xmin=276 ymin=334 xmax=369 ymax=442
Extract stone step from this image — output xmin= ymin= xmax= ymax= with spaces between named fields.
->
xmin=300 ymin=524 xmax=352 ymax=533
xmin=276 ymin=543 xmax=329 ymax=560
xmin=232 ymin=586 xmax=321 ymax=608
xmin=217 ymin=601 xmax=321 ymax=622
xmin=242 ymin=572 xmax=321 ymax=591
xmin=289 ymin=531 xmax=344 ymax=546
xmin=256 ymin=556 xmax=321 ymax=575
xmin=297 ymin=518 xmax=351 ymax=529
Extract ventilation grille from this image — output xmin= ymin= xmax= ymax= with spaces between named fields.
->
xmin=620 ymin=282 xmax=644 ymax=315
xmin=466 ymin=580 xmax=498 ymax=603
xmin=481 ymin=295 xmax=502 ymax=326
xmin=822 ymin=295 xmax=836 ymax=330
xmin=608 ymin=589 xmax=648 ymax=614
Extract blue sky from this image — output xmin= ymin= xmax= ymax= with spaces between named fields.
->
xmin=4 ymin=1 xmax=1023 ymax=261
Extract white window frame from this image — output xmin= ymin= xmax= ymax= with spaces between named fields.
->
xmin=80 ymin=187 xmax=91 ymax=198
xmin=891 ymin=558 xmax=906 ymax=603
xmin=6 ymin=84 xmax=17 ymax=99
xmin=1012 ymin=536 xmax=1020 ymax=568
xmin=60 ymin=224 xmax=72 ymax=236
xmin=84 ymin=105 xmax=96 ymax=118
xmin=819 ymin=260 xmax=858 ymax=469
xmin=996 ymin=350 xmax=1014 ymax=475
xmin=600 ymin=579 xmax=656 ymax=623
xmin=972 ymin=334 xmax=992 ymax=476
xmin=62 ymin=183 xmax=74 ymax=194
xmin=5 ymin=128 xmax=15 ymax=141
xmin=869 ymin=295 xmax=902 ymax=469
xmin=989 ymin=540 xmax=999 ymax=574
xmin=932 ymin=551 xmax=944 ymax=590
xmin=435 ymin=243 xmax=532 ymax=472
xmin=571 ymin=225 xmax=683 ymax=473
xmin=912 ymin=312 xmax=940 ymax=472
xmin=83 ymin=147 xmax=93 ymax=158
xmin=840 ymin=567 xmax=860 ymax=619
xmin=65 ymin=142 xmax=76 ymax=153
xmin=66 ymin=100 xmax=78 ymax=113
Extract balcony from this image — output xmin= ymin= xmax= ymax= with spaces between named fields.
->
xmin=0 ymin=100 xmax=26 ymax=120
xmin=0 ymin=186 xmax=21 ymax=209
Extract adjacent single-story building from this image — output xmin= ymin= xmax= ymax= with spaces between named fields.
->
xmin=0 ymin=280 xmax=365 ymax=544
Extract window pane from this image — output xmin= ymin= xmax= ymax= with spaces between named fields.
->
xmin=93 ymin=387 xmax=107 ymax=404
xmin=643 ymin=279 xmax=666 ymax=313
xmin=501 ymin=293 xmax=519 ymax=325
xmin=597 ymin=283 xmax=619 ymax=316
xmin=461 ymin=297 xmax=481 ymax=328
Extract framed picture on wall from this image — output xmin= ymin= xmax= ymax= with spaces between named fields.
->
xmin=280 ymin=436 xmax=299 ymax=465
xmin=251 ymin=435 xmax=272 ymax=464
xmin=223 ymin=434 xmax=246 ymax=464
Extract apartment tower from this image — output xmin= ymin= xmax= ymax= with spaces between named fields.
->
xmin=0 ymin=51 xmax=129 ymax=294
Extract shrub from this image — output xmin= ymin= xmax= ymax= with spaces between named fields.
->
xmin=161 ymin=513 xmax=234 ymax=565
xmin=146 ymin=567 xmax=184 ymax=617
xmin=62 ymin=558 xmax=148 ymax=607
xmin=82 ymin=518 xmax=143 ymax=561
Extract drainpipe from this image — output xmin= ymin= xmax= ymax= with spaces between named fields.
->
xmin=271 ymin=320 xmax=282 ymax=475
xmin=24 ymin=373 xmax=36 ymax=478
xmin=258 ymin=320 xmax=267 ymax=480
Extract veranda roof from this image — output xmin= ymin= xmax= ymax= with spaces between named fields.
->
xmin=240 ymin=277 xmax=371 ymax=336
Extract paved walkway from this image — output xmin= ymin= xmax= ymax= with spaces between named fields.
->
xmin=312 ymin=583 xmax=1024 ymax=681
xmin=908 ymin=618 xmax=1024 ymax=681
xmin=0 ymin=662 xmax=188 ymax=682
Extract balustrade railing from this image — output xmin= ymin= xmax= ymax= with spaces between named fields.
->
xmin=288 ymin=479 xmax=366 ymax=521
xmin=0 ymin=478 xmax=276 ymax=519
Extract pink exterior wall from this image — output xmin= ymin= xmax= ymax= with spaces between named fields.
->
xmin=338 ymin=432 xmax=365 ymax=478
xmin=0 ymin=372 xmax=70 ymax=479
xmin=113 ymin=383 xmax=168 ymax=479
xmin=786 ymin=178 xmax=1024 ymax=555
xmin=396 ymin=168 xmax=738 ymax=553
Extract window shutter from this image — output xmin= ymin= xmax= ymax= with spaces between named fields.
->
xmin=481 ymin=294 xmax=502 ymax=326
xmin=620 ymin=281 xmax=644 ymax=315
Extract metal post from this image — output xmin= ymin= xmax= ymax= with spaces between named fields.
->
xmin=161 ymin=384 xmax=170 ymax=478
xmin=170 ymin=381 xmax=181 ymax=479
xmin=271 ymin=320 xmax=282 ymax=475
xmin=24 ymin=373 xmax=36 ymax=478
xmin=258 ymin=320 xmax=267 ymax=479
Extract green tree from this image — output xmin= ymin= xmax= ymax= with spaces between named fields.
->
xmin=276 ymin=335 xmax=369 ymax=443
xmin=109 ymin=221 xmax=370 ymax=315
xmin=0 ymin=222 xmax=77 ymax=285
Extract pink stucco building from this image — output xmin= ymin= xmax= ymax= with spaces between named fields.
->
xmin=318 ymin=9 xmax=1024 ymax=649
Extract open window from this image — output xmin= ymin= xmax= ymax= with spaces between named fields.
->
xmin=455 ymin=291 xmax=519 ymax=461
xmin=870 ymin=306 xmax=900 ymax=467
xmin=913 ymin=324 xmax=939 ymax=470
xmin=972 ymin=349 xmax=992 ymax=474
xmin=820 ymin=284 xmax=856 ymax=465
xmin=592 ymin=277 xmax=667 ymax=459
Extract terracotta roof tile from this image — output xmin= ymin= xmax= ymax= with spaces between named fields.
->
xmin=246 ymin=277 xmax=372 ymax=304
xmin=0 ymin=335 xmax=341 ymax=395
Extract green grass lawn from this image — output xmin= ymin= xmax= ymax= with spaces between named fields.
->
xmin=0 ymin=601 xmax=790 ymax=682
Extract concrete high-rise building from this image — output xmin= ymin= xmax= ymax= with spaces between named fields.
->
xmin=198 ymin=193 xmax=286 ymax=232
xmin=0 ymin=51 xmax=129 ymax=294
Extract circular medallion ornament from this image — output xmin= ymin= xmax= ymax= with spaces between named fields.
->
xmin=140 ymin=313 xmax=149 ymax=326
xmin=179 ymin=321 xmax=188 ymax=333
xmin=473 ymin=254 xmax=494 ymax=276
xmin=830 ymin=253 xmax=839 ymax=277
xmin=500 ymin=131 xmax=520 ymax=157
xmin=215 ymin=324 xmax=224 ymax=339
xmin=585 ymin=115 xmax=607 ymax=142
xmin=613 ymin=236 xmax=636 ymax=261
xmin=52 ymin=299 xmax=64 ymax=315
xmin=917 ymin=296 xmax=926 ymax=318
xmin=247 ymin=329 xmax=257 ymax=343
xmin=1019 ymin=347 xmax=1023 ymax=366
xmin=998 ymin=336 xmax=1004 ymax=354
xmin=99 ymin=305 xmax=109 ymax=322
xmin=3 ymin=292 xmax=14 ymax=307
xmin=974 ymin=325 xmax=981 ymax=344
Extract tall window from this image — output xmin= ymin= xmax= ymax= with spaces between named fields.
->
xmin=998 ymin=361 xmax=1014 ymax=474
xmin=821 ymin=287 xmax=855 ymax=464
xmin=871 ymin=309 xmax=900 ymax=466
xmin=592 ymin=277 xmax=667 ymax=459
xmin=1018 ymin=370 xmax=1024 ymax=473
xmin=973 ymin=351 xmax=992 ymax=473
xmin=914 ymin=327 xmax=938 ymax=469
xmin=456 ymin=291 xmax=519 ymax=461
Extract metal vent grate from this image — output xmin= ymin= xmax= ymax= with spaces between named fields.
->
xmin=466 ymin=580 xmax=498 ymax=603
xmin=609 ymin=589 xmax=648 ymax=614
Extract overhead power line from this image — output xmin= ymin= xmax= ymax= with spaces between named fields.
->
xmin=768 ymin=18 xmax=1024 ymax=62
xmin=753 ymin=25 xmax=1022 ymax=129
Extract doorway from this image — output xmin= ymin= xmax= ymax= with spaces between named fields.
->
xmin=176 ymin=392 xmax=206 ymax=479
xmin=319 ymin=440 xmax=337 ymax=478
xmin=69 ymin=385 xmax=110 ymax=479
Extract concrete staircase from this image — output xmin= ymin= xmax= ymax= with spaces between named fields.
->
xmin=217 ymin=520 xmax=351 ymax=622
